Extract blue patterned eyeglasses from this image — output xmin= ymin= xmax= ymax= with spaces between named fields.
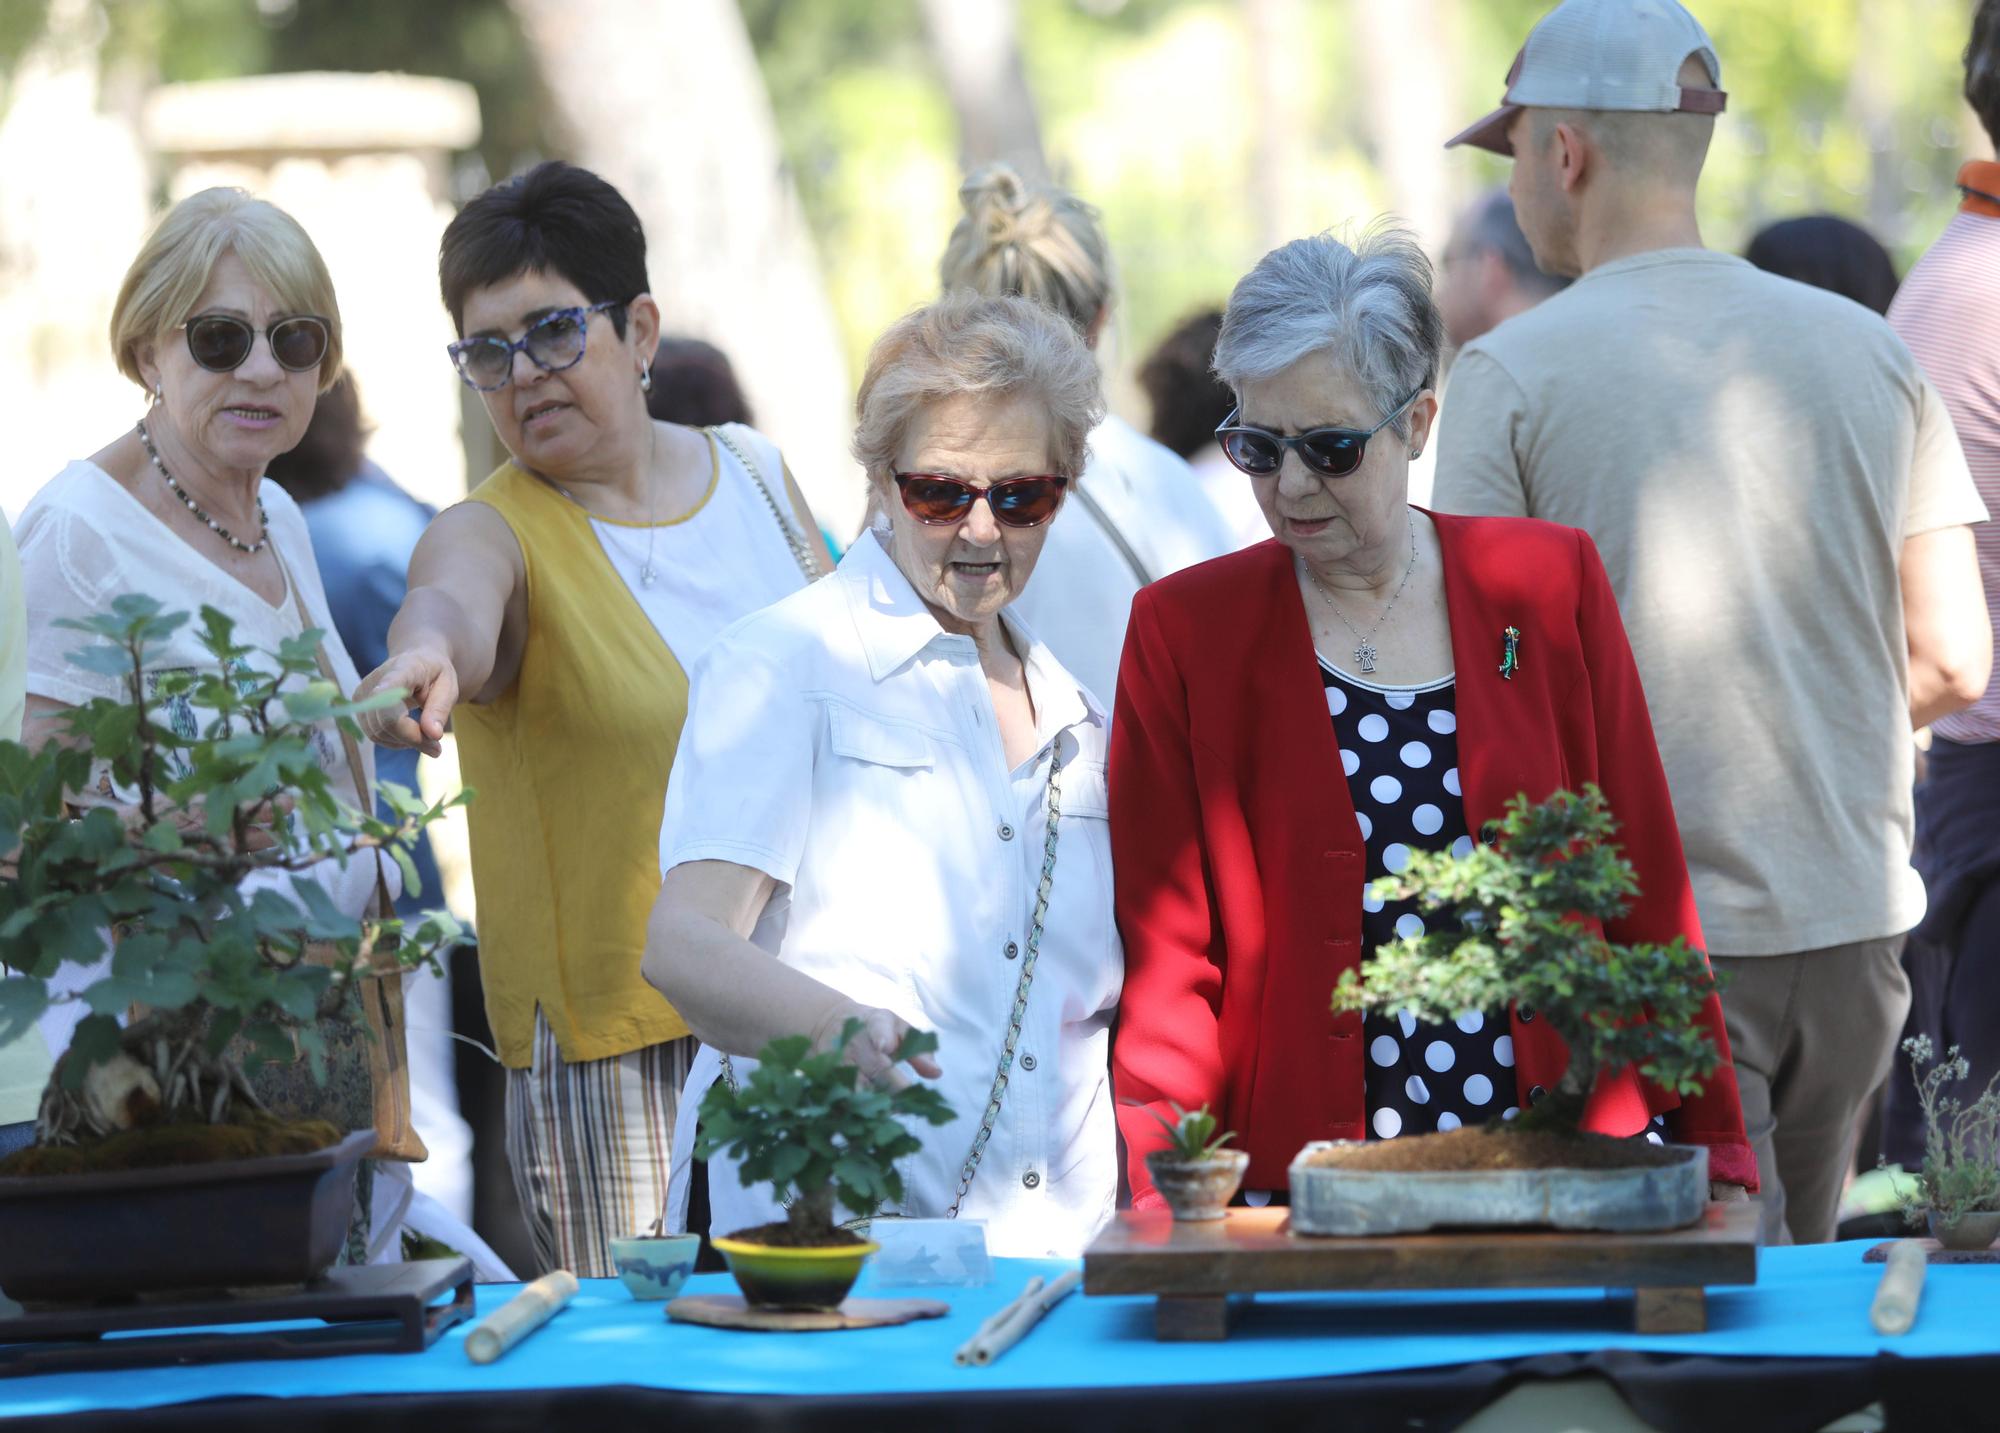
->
xmin=446 ymin=300 xmax=627 ymax=391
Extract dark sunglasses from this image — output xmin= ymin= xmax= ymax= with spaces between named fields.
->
xmin=182 ymin=313 xmax=331 ymax=374
xmin=893 ymin=472 xmax=1069 ymax=528
xmin=1216 ymin=389 xmax=1421 ymax=478
xmin=447 ymin=300 xmax=627 ymax=391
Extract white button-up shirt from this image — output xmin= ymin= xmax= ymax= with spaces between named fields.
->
xmin=660 ymin=530 xmax=1123 ymax=1258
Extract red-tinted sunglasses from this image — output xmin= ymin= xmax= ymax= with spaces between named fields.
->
xmin=893 ymin=472 xmax=1069 ymax=527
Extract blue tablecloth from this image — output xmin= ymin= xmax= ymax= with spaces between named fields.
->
xmin=3 ymin=1242 xmax=1996 ymax=1419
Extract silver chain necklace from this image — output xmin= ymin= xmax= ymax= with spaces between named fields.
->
xmin=137 ymin=418 xmax=269 ymax=555
xmin=1303 ymin=511 xmax=1416 ymax=675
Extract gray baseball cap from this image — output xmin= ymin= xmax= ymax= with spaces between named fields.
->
xmin=1446 ymin=0 xmax=1727 ymax=157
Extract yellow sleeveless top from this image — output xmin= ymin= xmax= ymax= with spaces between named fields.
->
xmin=455 ymin=458 xmax=705 ymax=1068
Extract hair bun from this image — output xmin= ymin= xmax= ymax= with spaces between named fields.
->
xmin=958 ymin=163 xmax=1029 ymax=248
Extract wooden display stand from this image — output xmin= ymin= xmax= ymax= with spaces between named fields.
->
xmin=1083 ymin=1202 xmax=1759 ymax=1341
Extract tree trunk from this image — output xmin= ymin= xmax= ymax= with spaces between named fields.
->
xmin=507 ymin=0 xmax=863 ymax=537
xmin=1350 ymin=0 xmax=1457 ymax=251
xmin=918 ymin=0 xmax=1046 ymax=180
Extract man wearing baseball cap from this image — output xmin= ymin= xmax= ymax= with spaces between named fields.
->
xmin=1433 ymin=0 xmax=1992 ymax=1244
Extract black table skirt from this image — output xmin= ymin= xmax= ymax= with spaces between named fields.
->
xmin=9 ymin=1350 xmax=1997 ymax=1433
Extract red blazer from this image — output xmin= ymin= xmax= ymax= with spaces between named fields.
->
xmin=1109 ymin=512 xmax=1756 ymax=1206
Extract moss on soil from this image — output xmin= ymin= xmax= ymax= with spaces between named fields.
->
xmin=1299 ymin=1123 xmax=1687 ymax=1174
xmin=0 ymin=1116 xmax=344 ymax=1177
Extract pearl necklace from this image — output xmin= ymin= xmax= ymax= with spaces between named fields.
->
xmin=137 ymin=419 xmax=270 ymax=556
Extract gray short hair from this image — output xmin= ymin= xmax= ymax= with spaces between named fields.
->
xmin=1212 ymin=224 xmax=1443 ymax=440
xmin=853 ymin=291 xmax=1103 ymax=490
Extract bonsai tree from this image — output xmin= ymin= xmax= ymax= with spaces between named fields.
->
xmin=693 ymin=1019 xmax=956 ymax=1243
xmin=1895 ymin=1034 xmax=2000 ymax=1231
xmin=0 ymin=596 xmax=463 ymax=1162
xmin=1331 ymin=786 xmax=1723 ymax=1133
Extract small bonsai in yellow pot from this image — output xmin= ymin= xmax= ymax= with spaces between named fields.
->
xmin=695 ymin=1020 xmax=955 ymax=1310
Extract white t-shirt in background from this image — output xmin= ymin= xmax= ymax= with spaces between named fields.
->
xmin=1009 ymin=415 xmax=1236 ymax=708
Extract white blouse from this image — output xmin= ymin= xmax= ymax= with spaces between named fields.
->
xmin=659 ymin=530 xmax=1123 ymax=1258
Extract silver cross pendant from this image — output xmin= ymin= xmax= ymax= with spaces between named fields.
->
xmin=1354 ymin=639 xmax=1378 ymax=674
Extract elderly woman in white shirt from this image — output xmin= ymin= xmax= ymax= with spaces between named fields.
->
xmin=646 ymin=291 xmax=1122 ymax=1258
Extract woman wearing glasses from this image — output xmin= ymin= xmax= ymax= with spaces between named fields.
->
xmin=12 ymin=187 xmax=436 ymax=1254
xmin=353 ymin=161 xmax=828 ymax=1278
xmin=1111 ymin=228 xmax=1755 ymax=1209
xmin=645 ymin=292 xmax=1123 ymax=1257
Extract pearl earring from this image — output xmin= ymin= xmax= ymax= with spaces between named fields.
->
xmin=639 ymin=363 xmax=653 ymax=393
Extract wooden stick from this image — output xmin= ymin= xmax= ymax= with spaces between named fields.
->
xmin=967 ymin=1269 xmax=1082 ymax=1366
xmin=465 ymin=1271 xmax=580 ymax=1364
xmin=1870 ymin=1240 xmax=1927 ymax=1336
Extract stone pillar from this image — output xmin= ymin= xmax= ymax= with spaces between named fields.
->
xmin=142 ymin=72 xmax=482 ymax=511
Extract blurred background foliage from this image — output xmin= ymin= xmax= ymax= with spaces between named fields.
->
xmin=1 ymin=0 xmax=1987 ymax=413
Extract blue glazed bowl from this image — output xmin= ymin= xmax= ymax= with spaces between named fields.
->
xmin=607 ymin=1233 xmax=701 ymax=1300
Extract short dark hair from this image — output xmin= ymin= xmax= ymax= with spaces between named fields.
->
xmin=265 ymin=373 xmax=371 ymax=503
xmin=1137 ymin=309 xmax=1231 ymax=459
xmin=646 ymin=337 xmax=755 ymax=428
xmin=439 ymin=160 xmax=649 ymax=336
xmin=1971 ymin=0 xmax=2000 ymax=149
xmin=1465 ymin=191 xmax=1569 ymax=300
xmin=1744 ymin=215 xmax=1899 ymax=316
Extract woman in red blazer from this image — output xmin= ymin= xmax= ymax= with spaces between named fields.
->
xmin=1110 ymin=228 xmax=1755 ymax=1209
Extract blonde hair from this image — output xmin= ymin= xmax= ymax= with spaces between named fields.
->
xmin=109 ymin=188 xmax=344 ymax=393
xmin=938 ymin=164 xmax=1113 ymax=333
xmin=853 ymin=291 xmax=1102 ymax=493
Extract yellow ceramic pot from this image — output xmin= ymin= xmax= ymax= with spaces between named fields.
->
xmin=711 ymin=1235 xmax=879 ymax=1311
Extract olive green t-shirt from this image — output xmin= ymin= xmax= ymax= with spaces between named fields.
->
xmin=1435 ymin=249 xmax=1988 ymax=955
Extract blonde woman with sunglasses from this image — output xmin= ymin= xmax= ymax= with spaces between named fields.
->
xmin=11 ymin=186 xmax=457 ymax=1262
xmin=645 ymin=292 xmax=1123 ymax=1258
xmin=1110 ymin=227 xmax=1756 ymax=1213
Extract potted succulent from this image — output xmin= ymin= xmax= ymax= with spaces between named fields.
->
xmin=0 ymin=597 xmax=461 ymax=1300
xmin=1143 ymin=1102 xmax=1247 ymax=1221
xmin=1300 ymin=787 xmax=1726 ymax=1235
xmin=1894 ymin=1034 xmax=2000 ymax=1252
xmin=693 ymin=1019 xmax=955 ymax=1311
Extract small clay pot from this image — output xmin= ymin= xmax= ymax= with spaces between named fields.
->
xmin=1146 ymin=1149 xmax=1250 ymax=1221
xmin=1927 ymin=1208 xmax=2000 ymax=1252
xmin=607 ymin=1232 xmax=701 ymax=1300
xmin=710 ymin=1235 xmax=878 ymax=1311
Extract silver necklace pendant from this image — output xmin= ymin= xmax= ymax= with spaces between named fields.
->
xmin=1354 ymin=639 xmax=1378 ymax=674
xmin=639 ymin=560 xmax=658 ymax=588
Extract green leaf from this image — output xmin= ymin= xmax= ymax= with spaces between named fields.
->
xmin=60 ymin=1014 xmax=125 ymax=1088
xmin=0 ymin=976 xmax=50 ymax=1043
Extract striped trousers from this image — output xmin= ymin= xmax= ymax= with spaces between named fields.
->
xmin=503 ymin=1010 xmax=697 ymax=1278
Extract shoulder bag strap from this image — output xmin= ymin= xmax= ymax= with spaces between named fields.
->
xmin=710 ymin=425 xmax=824 ymax=583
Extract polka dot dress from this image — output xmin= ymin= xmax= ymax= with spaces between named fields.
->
xmin=1322 ymin=659 xmax=1519 ymax=1139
